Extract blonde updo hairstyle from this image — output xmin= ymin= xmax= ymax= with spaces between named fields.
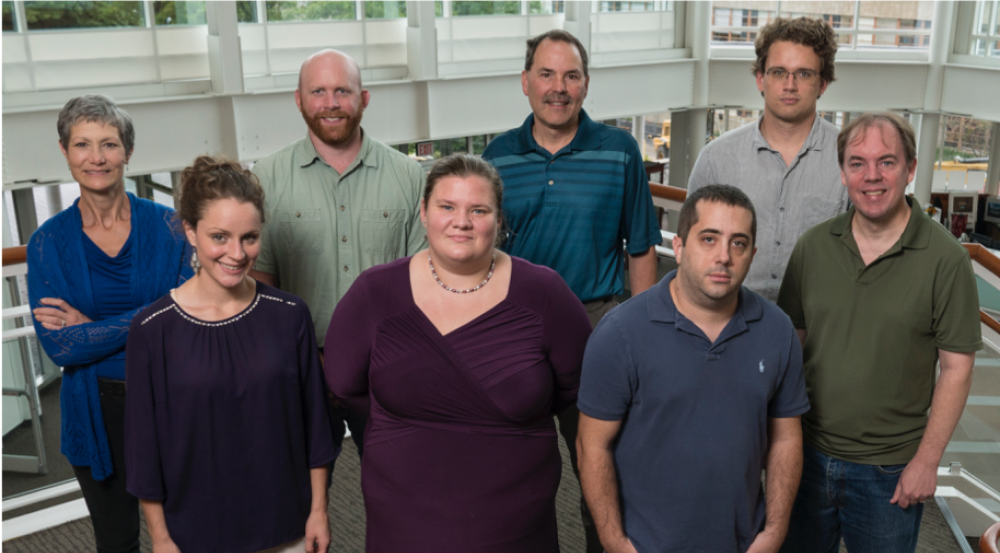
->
xmin=177 ymin=155 xmax=266 ymax=229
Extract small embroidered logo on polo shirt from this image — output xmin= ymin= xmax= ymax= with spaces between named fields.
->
xmin=759 ymin=360 xmax=765 ymax=373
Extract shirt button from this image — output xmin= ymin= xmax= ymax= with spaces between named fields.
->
xmin=295 ymin=212 xmax=301 ymax=218
xmin=779 ymin=207 xmax=785 ymax=212
xmin=343 ymin=266 xmax=349 ymax=272
xmin=771 ymin=274 xmax=778 ymax=279
xmin=341 ymin=236 xmax=347 ymax=243
xmin=548 ymin=180 xmax=554 ymax=185
xmin=339 ymin=205 xmax=345 ymax=211
xmin=383 ymin=212 xmax=388 ymax=218
xmin=775 ymin=241 xmax=780 ymax=246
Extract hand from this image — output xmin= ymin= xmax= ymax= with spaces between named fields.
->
xmin=605 ymin=535 xmax=639 ymax=553
xmin=304 ymin=509 xmax=330 ymax=553
xmin=33 ymin=298 xmax=92 ymax=330
xmin=746 ymin=527 xmax=784 ymax=553
xmin=891 ymin=460 xmax=937 ymax=509
xmin=151 ymin=536 xmax=182 ymax=553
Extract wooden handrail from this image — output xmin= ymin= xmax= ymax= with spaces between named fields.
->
xmin=962 ymin=244 xmax=1000 ymax=335
xmin=964 ymin=243 xmax=1000 ymax=278
xmin=649 ymin=182 xmax=687 ymax=203
xmin=980 ymin=311 xmax=1000 ymax=336
xmin=3 ymin=246 xmax=27 ymax=267
xmin=981 ymin=520 xmax=1000 ymax=553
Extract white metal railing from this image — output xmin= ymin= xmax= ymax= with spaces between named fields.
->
xmin=2 ymin=255 xmax=48 ymax=476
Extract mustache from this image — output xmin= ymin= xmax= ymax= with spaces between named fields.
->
xmin=543 ymin=94 xmax=572 ymax=103
xmin=312 ymin=110 xmax=352 ymax=119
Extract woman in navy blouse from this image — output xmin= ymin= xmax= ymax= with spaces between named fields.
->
xmin=125 ymin=156 xmax=338 ymax=553
xmin=27 ymin=95 xmax=190 ymax=553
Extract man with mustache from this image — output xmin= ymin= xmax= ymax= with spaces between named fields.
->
xmin=578 ymin=185 xmax=809 ymax=553
xmin=688 ymin=17 xmax=848 ymax=302
xmin=251 ymin=49 xmax=426 ymax=461
xmin=482 ymin=29 xmax=663 ymax=553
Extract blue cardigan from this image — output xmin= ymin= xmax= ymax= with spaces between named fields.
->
xmin=27 ymin=193 xmax=191 ymax=481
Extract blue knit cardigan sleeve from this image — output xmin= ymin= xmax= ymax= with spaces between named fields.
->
xmin=26 ymin=194 xmax=192 ymax=480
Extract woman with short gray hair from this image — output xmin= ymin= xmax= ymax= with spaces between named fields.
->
xmin=27 ymin=94 xmax=191 ymax=553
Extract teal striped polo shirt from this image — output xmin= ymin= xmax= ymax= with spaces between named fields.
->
xmin=483 ymin=110 xmax=662 ymax=302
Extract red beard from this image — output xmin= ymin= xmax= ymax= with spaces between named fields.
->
xmin=301 ymin=106 xmax=363 ymax=147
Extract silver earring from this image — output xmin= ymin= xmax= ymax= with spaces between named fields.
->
xmin=191 ymin=250 xmax=201 ymax=271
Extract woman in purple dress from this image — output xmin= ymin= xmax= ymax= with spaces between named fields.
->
xmin=325 ymin=154 xmax=593 ymax=552
xmin=125 ymin=157 xmax=338 ymax=553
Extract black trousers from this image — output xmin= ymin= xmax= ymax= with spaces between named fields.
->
xmin=71 ymin=380 xmax=140 ymax=553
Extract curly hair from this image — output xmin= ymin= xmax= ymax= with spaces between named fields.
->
xmin=752 ymin=17 xmax=838 ymax=84
xmin=177 ymin=155 xmax=266 ymax=228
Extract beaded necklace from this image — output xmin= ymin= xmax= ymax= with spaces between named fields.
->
xmin=428 ymin=252 xmax=496 ymax=294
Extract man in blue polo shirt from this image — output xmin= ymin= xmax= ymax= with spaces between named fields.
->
xmin=482 ymin=29 xmax=663 ymax=552
xmin=578 ymin=185 xmax=809 ymax=553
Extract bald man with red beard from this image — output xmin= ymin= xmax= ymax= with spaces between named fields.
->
xmin=251 ymin=49 xmax=427 ymax=463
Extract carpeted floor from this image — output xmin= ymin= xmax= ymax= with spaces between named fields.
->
xmin=2 ymin=429 xmax=976 ymax=553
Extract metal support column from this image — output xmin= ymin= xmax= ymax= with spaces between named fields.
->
xmin=985 ymin=122 xmax=1000 ymax=197
xmin=564 ymin=2 xmax=592 ymax=51
xmin=632 ymin=115 xmax=646 ymax=160
xmin=10 ymin=188 xmax=38 ymax=245
xmin=914 ymin=1 xmax=956 ymax=205
xmin=685 ymin=1 xmax=711 ymax=183
xmin=206 ymin=2 xmax=245 ymax=95
xmin=406 ymin=1 xmax=438 ymax=81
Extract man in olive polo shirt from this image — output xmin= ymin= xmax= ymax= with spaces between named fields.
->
xmin=777 ymin=112 xmax=980 ymax=553
xmin=251 ymin=49 xmax=426 ymax=459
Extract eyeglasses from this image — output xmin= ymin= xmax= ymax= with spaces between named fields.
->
xmin=764 ymin=68 xmax=820 ymax=84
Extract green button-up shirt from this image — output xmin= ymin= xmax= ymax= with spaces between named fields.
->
xmin=253 ymin=131 xmax=426 ymax=342
xmin=778 ymin=197 xmax=981 ymax=464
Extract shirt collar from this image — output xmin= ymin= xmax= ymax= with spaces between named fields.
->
xmin=752 ymin=112 xmax=825 ymax=153
xmin=294 ymin=128 xmax=377 ymax=169
xmin=830 ymin=196 xmax=931 ymax=251
xmin=647 ymin=270 xmax=763 ymax=325
xmin=511 ymin=109 xmax=602 ymax=154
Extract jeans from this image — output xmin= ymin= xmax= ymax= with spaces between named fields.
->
xmin=72 ymin=380 xmax=140 ymax=553
xmin=779 ymin=445 xmax=924 ymax=553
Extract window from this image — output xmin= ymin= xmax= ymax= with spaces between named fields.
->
xmin=3 ymin=1 xmax=14 ymax=31
xmin=153 ymin=1 xmax=206 ymax=26
xmin=598 ymin=1 xmax=656 ymax=12
xmin=971 ymin=0 xmax=1000 ymax=57
xmin=237 ymin=0 xmax=258 ymax=23
xmin=711 ymin=2 xmax=778 ymax=45
xmin=364 ymin=1 xmax=406 ymax=19
xmin=23 ymin=1 xmax=145 ymax=30
xmin=529 ymin=1 xmax=564 ymax=14
xmin=265 ymin=1 xmax=356 ymax=22
xmin=710 ymin=1 xmax=932 ymax=49
xmin=451 ymin=2 xmax=521 ymax=16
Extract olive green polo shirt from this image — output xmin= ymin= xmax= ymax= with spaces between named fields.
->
xmin=253 ymin=131 xmax=426 ymax=342
xmin=777 ymin=197 xmax=981 ymax=465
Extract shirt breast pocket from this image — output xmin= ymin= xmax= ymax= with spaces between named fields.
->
xmin=276 ymin=209 xmax=324 ymax=255
xmin=361 ymin=209 xmax=406 ymax=255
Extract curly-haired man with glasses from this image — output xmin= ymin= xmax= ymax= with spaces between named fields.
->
xmin=688 ymin=17 xmax=849 ymax=303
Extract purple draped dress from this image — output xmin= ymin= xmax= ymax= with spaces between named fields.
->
xmin=325 ymin=256 xmax=592 ymax=552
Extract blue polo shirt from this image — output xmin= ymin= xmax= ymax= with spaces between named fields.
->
xmin=482 ymin=110 xmax=662 ymax=302
xmin=579 ymin=271 xmax=810 ymax=553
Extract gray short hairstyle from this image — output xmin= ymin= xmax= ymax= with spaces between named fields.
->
xmin=57 ymin=94 xmax=135 ymax=155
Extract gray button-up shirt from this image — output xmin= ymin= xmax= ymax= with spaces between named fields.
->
xmin=688 ymin=115 xmax=848 ymax=302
